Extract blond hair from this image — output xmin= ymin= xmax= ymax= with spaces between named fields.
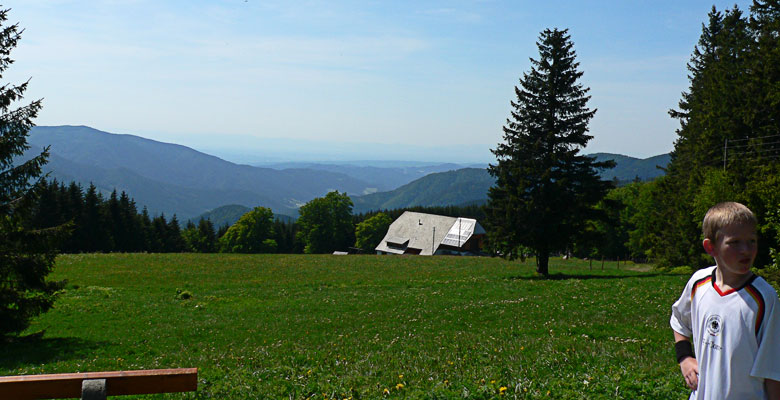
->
xmin=702 ymin=202 xmax=757 ymax=241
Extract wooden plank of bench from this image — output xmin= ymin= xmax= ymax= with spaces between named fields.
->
xmin=0 ymin=368 xmax=197 ymax=399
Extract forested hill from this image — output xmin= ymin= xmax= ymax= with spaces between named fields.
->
xmin=189 ymin=204 xmax=294 ymax=228
xmin=25 ymin=126 xmax=669 ymax=219
xmin=189 ymin=205 xmax=251 ymax=228
xmin=258 ymin=162 xmax=477 ymax=192
xmin=26 ymin=126 xmax=376 ymax=219
xmin=351 ymin=168 xmax=493 ymax=213
xmin=351 ymin=153 xmax=670 ymax=213
xmin=589 ymin=153 xmax=670 ymax=182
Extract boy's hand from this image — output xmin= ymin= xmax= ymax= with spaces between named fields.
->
xmin=679 ymin=357 xmax=699 ymax=390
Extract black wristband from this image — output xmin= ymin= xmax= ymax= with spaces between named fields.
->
xmin=675 ymin=340 xmax=695 ymax=363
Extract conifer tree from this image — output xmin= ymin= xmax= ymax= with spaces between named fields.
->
xmin=139 ymin=206 xmax=153 ymax=251
xmin=197 ymin=218 xmax=217 ymax=253
xmin=749 ymin=0 xmax=780 ymax=141
xmin=63 ymin=182 xmax=83 ymax=252
xmin=0 ymin=8 xmax=64 ymax=337
xmin=646 ymin=6 xmax=758 ymax=269
xmin=183 ymin=218 xmax=217 ymax=253
xmin=82 ymin=184 xmax=108 ymax=252
xmin=166 ymin=215 xmax=187 ymax=252
xmin=272 ymin=218 xmax=299 ymax=253
xmin=105 ymin=189 xmax=121 ymax=251
xmin=29 ymin=178 xmax=61 ymax=229
xmin=151 ymin=214 xmax=168 ymax=252
xmin=118 ymin=191 xmax=142 ymax=252
xmin=485 ymin=28 xmax=614 ymax=276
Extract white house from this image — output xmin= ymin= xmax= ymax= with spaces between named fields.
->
xmin=375 ymin=211 xmax=486 ymax=256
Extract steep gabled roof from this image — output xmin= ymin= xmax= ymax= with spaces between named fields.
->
xmin=375 ymin=211 xmax=484 ymax=255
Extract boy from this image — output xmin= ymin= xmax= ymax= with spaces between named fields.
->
xmin=670 ymin=202 xmax=780 ymax=399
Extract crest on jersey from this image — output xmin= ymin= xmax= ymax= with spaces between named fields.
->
xmin=706 ymin=315 xmax=722 ymax=336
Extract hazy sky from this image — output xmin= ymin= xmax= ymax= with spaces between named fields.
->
xmin=4 ymin=0 xmax=753 ymax=162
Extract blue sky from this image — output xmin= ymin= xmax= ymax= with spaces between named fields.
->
xmin=5 ymin=0 xmax=753 ymax=162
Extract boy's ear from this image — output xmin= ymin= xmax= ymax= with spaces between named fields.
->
xmin=702 ymin=238 xmax=715 ymax=256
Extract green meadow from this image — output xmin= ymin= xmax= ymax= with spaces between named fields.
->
xmin=1 ymin=254 xmax=689 ymax=399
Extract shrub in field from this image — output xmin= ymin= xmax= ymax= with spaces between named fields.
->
xmin=669 ymin=265 xmax=695 ymax=275
xmin=297 ymin=191 xmax=354 ymax=254
xmin=219 ymin=207 xmax=277 ymax=253
xmin=355 ymin=212 xmax=391 ymax=252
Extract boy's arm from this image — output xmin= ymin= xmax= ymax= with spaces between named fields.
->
xmin=765 ymin=378 xmax=780 ymax=399
xmin=670 ymin=275 xmax=697 ymax=390
xmin=674 ymin=331 xmax=698 ymax=390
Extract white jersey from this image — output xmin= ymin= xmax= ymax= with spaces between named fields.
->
xmin=671 ymin=266 xmax=780 ymax=400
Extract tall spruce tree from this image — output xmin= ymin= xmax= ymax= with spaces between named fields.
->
xmin=647 ymin=6 xmax=760 ymax=269
xmin=485 ymin=28 xmax=614 ymax=276
xmin=0 ymin=8 xmax=64 ymax=337
xmin=749 ymin=0 xmax=780 ymax=140
xmin=82 ymin=183 xmax=107 ymax=252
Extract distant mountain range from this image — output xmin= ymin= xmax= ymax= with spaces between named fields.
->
xmin=349 ymin=153 xmax=670 ymax=213
xmin=25 ymin=125 xmax=670 ymax=222
xmin=189 ymin=205 xmax=251 ymax=227
xmin=27 ymin=126 xmax=378 ymax=219
xmin=589 ymin=153 xmax=670 ymax=182
xmin=257 ymin=162 xmax=483 ymax=193
xmin=351 ymin=168 xmax=494 ymax=213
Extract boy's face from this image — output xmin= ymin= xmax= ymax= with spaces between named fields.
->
xmin=702 ymin=222 xmax=758 ymax=276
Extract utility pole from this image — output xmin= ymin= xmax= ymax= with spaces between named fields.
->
xmin=458 ymin=218 xmax=462 ymax=247
xmin=432 ymin=226 xmax=435 ymax=255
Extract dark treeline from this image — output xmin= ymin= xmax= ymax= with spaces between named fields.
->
xmin=30 ymin=179 xmax=196 ymax=253
xmin=28 ymin=179 xmax=488 ymax=254
xmin=631 ymin=2 xmax=780 ymax=270
xmin=28 ymin=179 xmax=304 ymax=253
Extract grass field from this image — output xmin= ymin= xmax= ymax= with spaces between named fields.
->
xmin=1 ymin=254 xmax=690 ymax=399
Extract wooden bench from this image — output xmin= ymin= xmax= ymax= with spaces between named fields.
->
xmin=0 ymin=368 xmax=197 ymax=400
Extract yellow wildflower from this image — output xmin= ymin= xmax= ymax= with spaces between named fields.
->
xmin=396 ymin=383 xmax=404 ymax=390
xmin=499 ymin=386 xmax=507 ymax=395
xmin=383 ymin=388 xmax=389 ymax=395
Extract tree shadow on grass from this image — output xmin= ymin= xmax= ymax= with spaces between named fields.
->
xmin=507 ymin=272 xmax=673 ymax=281
xmin=0 ymin=335 xmax=108 ymax=371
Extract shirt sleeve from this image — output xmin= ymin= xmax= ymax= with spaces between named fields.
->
xmin=751 ymin=295 xmax=780 ymax=382
xmin=670 ymin=279 xmax=693 ymax=338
